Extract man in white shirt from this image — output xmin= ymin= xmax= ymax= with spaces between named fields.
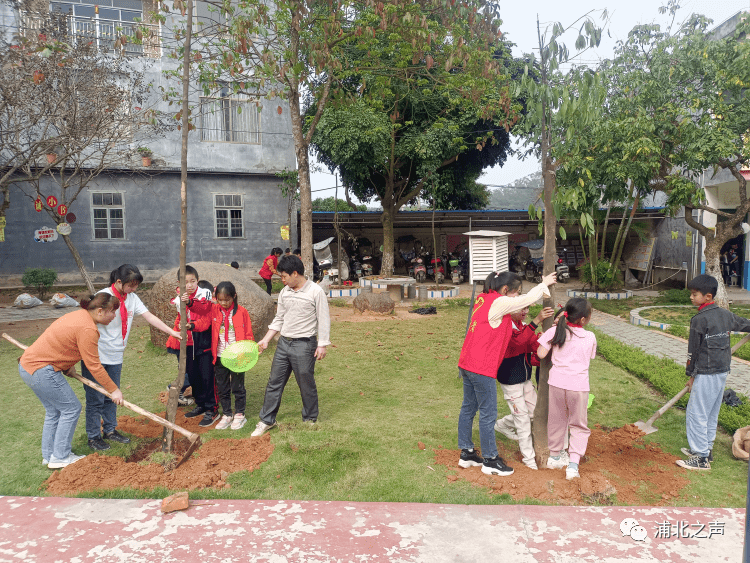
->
xmin=251 ymin=255 xmax=331 ymax=437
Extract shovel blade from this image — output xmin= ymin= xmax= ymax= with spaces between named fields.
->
xmin=634 ymin=420 xmax=658 ymax=435
xmin=174 ymin=436 xmax=201 ymax=469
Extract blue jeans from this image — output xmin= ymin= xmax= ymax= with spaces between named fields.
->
xmin=81 ymin=362 xmax=122 ymax=439
xmin=686 ymin=371 xmax=729 ymax=457
xmin=457 ymin=368 xmax=498 ymax=459
xmin=19 ymin=364 xmax=82 ymax=461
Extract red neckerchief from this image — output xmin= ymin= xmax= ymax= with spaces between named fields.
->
xmin=698 ymin=301 xmax=715 ymax=311
xmin=221 ymin=305 xmax=233 ymax=344
xmin=567 ymin=322 xmax=584 ymax=328
xmin=110 ymin=284 xmax=128 ymax=341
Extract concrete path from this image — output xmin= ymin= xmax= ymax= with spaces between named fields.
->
xmin=589 ymin=310 xmax=750 ymax=397
xmin=0 ymin=303 xmax=68 ymax=323
xmin=0 ymin=496 xmax=743 ymax=562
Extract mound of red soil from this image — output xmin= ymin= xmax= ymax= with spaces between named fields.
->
xmin=435 ymin=424 xmax=689 ymax=505
xmin=44 ymin=414 xmax=274 ymax=495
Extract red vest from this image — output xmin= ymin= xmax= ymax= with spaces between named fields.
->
xmin=258 ymin=255 xmax=278 ymax=279
xmin=458 ymin=292 xmax=514 ymax=378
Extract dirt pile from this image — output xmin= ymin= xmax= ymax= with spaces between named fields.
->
xmin=44 ymin=414 xmax=274 ymax=495
xmin=145 ymin=262 xmax=275 ymax=349
xmin=435 ymin=424 xmax=689 ymax=505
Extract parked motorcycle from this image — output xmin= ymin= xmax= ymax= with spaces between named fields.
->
xmin=313 ymin=237 xmax=349 ymax=283
xmin=421 ymin=249 xmax=445 ymax=284
xmin=513 ymin=239 xmax=544 ymax=283
xmin=399 ymin=248 xmax=417 ymax=278
xmin=555 ymin=249 xmax=570 ymax=283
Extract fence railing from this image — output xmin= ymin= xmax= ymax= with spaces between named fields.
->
xmin=21 ymin=14 xmax=160 ymax=59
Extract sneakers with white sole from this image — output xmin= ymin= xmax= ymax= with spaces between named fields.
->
xmin=494 ymin=418 xmax=519 ymax=441
xmin=566 ymin=466 xmax=580 ymax=480
xmin=231 ymin=414 xmax=247 ymax=430
xmin=458 ymin=448 xmax=483 ymax=468
xmin=523 ymin=460 xmax=539 ymax=470
xmin=546 ymin=454 xmax=569 ymax=470
xmin=215 ymin=415 xmax=233 ymax=430
xmin=48 ymin=453 xmax=86 ymax=469
xmin=251 ymin=420 xmax=277 ymax=437
xmin=680 ymin=447 xmax=713 ymax=462
xmin=481 ymin=456 xmax=514 ymax=476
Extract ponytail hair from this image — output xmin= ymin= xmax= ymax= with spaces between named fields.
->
xmin=549 ymin=297 xmax=592 ymax=348
xmin=80 ymin=293 xmax=120 ymax=311
xmin=109 ymin=264 xmax=144 ymax=286
xmin=483 ymin=271 xmax=522 ymax=294
xmin=215 ymin=281 xmax=238 ymax=316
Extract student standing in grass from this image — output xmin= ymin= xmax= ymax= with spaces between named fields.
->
xmin=457 ymin=271 xmax=556 ymax=477
xmin=19 ymin=293 xmax=122 ymax=469
xmin=678 ymin=274 xmax=750 ymax=471
xmin=536 ymin=297 xmax=596 ymax=481
xmin=494 ymin=304 xmax=554 ymax=470
xmin=258 ymin=247 xmax=283 ymax=295
xmin=211 ymin=282 xmax=254 ymax=431
xmin=83 ymin=264 xmax=181 ymax=452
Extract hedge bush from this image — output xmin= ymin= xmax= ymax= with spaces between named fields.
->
xmin=592 ymin=328 xmax=750 ymax=435
xmin=21 ymin=268 xmax=57 ymax=299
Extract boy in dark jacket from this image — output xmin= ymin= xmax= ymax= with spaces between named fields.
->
xmin=678 ymin=274 xmax=750 ymax=470
xmin=495 ymin=305 xmax=554 ymax=470
xmin=165 ymin=266 xmax=217 ymax=427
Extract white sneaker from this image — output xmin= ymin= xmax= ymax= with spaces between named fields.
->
xmin=566 ymin=466 xmax=580 ymax=480
xmin=231 ymin=414 xmax=247 ymax=430
xmin=494 ymin=419 xmax=519 ymax=441
xmin=42 ymin=458 xmax=48 ymax=466
xmin=215 ymin=415 xmax=233 ymax=430
xmin=48 ymin=453 xmax=86 ymax=469
xmin=523 ymin=460 xmax=539 ymax=470
xmin=251 ymin=420 xmax=277 ymax=437
xmin=546 ymin=455 xmax=569 ymax=470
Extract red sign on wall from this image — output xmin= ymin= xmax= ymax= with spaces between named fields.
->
xmin=34 ymin=198 xmax=43 ymax=212
xmin=46 ymin=195 xmax=58 ymax=208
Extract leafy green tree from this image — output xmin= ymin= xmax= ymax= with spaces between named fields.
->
xmin=309 ymin=34 xmax=518 ymax=275
xmin=559 ymin=2 xmax=750 ymax=307
xmin=513 ymin=11 xmax=607 ymax=467
xmin=312 ymin=197 xmax=367 ymax=212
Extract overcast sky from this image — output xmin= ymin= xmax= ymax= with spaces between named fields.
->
xmin=309 ymin=0 xmax=750 ymax=202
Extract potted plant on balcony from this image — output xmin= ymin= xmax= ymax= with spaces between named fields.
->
xmin=137 ymin=146 xmax=153 ymax=166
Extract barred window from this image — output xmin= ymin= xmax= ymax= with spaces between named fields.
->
xmin=91 ymin=192 xmax=125 ymax=239
xmin=200 ymin=87 xmax=260 ymax=144
xmin=214 ymin=194 xmax=243 ymax=238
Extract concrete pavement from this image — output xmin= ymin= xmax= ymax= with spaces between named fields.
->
xmin=0 ymin=496 xmax=743 ymax=562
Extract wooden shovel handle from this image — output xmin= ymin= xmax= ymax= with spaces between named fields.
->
xmin=645 ymin=386 xmax=689 ymax=426
xmin=3 ymin=332 xmax=198 ymax=442
xmin=732 ymin=333 xmax=750 ymax=354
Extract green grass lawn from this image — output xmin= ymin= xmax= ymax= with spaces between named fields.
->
xmin=1 ymin=305 xmax=746 ymax=506
xmin=640 ymin=305 xmax=750 ymax=326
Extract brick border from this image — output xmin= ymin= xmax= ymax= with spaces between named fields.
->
xmin=566 ymin=289 xmax=633 ymax=300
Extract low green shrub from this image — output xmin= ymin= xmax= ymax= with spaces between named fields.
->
xmin=592 ymin=328 xmax=750 ymax=435
xmin=659 ymin=288 xmax=692 ymax=304
xmin=579 ymin=260 xmax=618 ymax=290
xmin=21 ymin=268 xmax=57 ymax=299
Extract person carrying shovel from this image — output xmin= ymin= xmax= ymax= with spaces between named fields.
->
xmin=18 ymin=293 xmax=123 ymax=469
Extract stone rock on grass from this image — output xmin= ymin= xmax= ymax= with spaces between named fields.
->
xmin=161 ymin=491 xmax=189 ymax=513
xmin=145 ymin=262 xmax=275 ymax=349
xmin=353 ymin=292 xmax=394 ymax=314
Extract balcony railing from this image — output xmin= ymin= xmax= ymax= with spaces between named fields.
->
xmin=21 ymin=14 xmax=160 ymax=59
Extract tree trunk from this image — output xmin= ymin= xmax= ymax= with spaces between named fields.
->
xmin=163 ymin=0 xmax=192 ymax=455
xmin=610 ymin=190 xmax=641 ymax=280
xmin=600 ymin=202 xmax=611 ymax=258
xmin=288 ymin=91 xmax=313 ymax=278
xmin=61 ymin=233 xmax=95 ymax=294
xmin=588 ymin=224 xmax=598 ymax=290
xmin=432 ymin=199 xmax=439 ymax=289
xmin=381 ymin=205 xmax=395 ymax=276
xmin=705 ymin=237 xmax=730 ymax=309
xmin=532 ymin=55 xmax=556 ymax=466
xmin=608 ymin=183 xmax=634 ymax=280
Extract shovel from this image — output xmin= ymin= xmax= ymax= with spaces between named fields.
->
xmin=3 ymin=333 xmax=201 ymax=468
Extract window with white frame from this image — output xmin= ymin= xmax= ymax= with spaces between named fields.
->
xmin=214 ymin=194 xmax=244 ymax=238
xmin=91 ymin=192 xmax=125 ymax=239
xmin=200 ymin=86 xmax=260 ymax=144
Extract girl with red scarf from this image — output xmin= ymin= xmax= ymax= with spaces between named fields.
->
xmin=82 ymin=264 xmax=180 ymax=452
xmin=210 ymin=281 xmax=254 ymax=430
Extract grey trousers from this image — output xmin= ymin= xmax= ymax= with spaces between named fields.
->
xmin=259 ymin=336 xmax=319 ymax=424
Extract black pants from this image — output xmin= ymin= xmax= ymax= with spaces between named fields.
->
xmin=172 ymin=347 xmax=217 ymax=412
xmin=215 ymin=363 xmax=246 ymax=416
xmin=259 ymin=337 xmax=318 ymax=424
xmin=263 ymin=278 xmax=273 ymax=295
